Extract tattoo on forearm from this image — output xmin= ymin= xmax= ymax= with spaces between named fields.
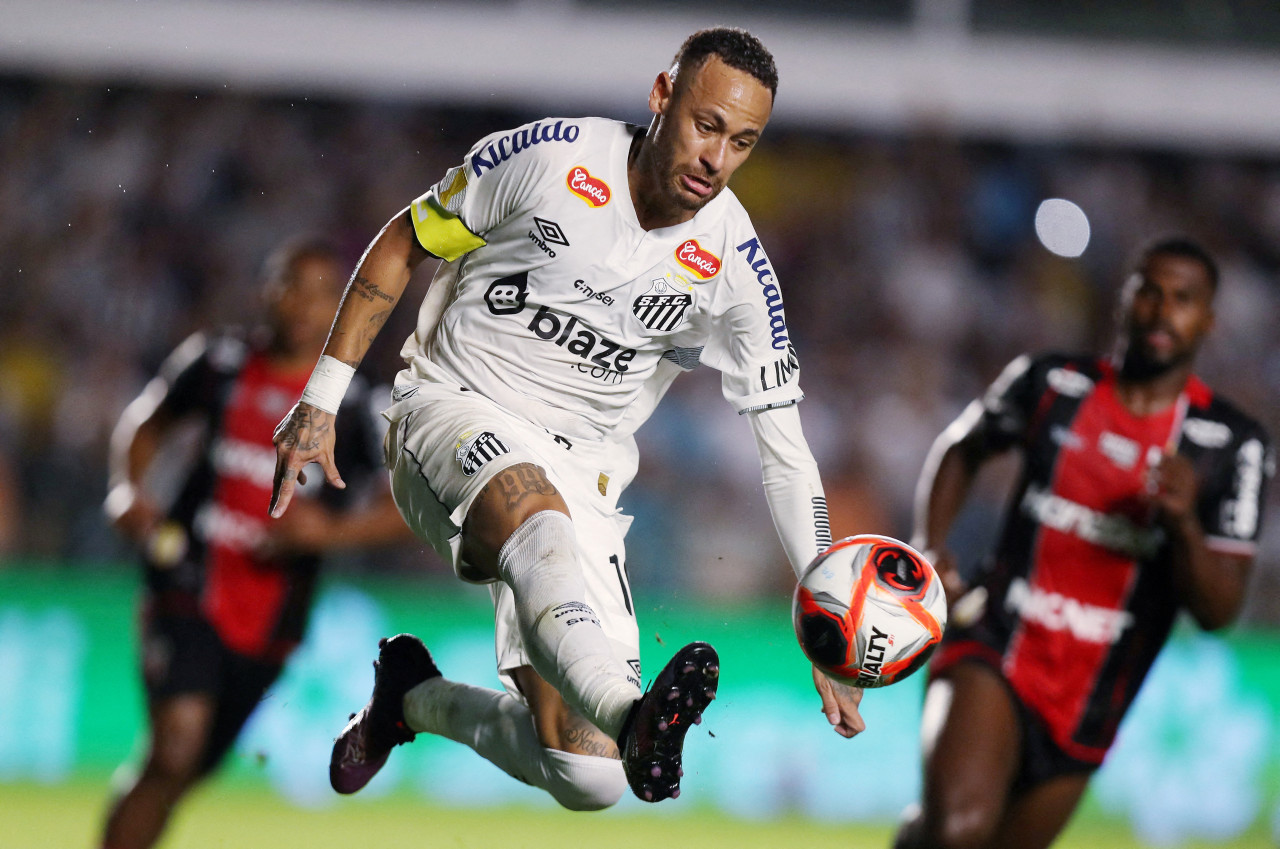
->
xmin=368 ymin=309 xmax=391 ymax=333
xmin=351 ymin=275 xmax=395 ymax=305
xmin=497 ymin=466 xmax=558 ymax=511
xmin=359 ymin=309 xmax=392 ymax=348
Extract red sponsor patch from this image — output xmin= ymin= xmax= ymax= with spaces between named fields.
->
xmin=566 ymin=166 xmax=611 ymax=208
xmin=674 ymin=239 xmax=721 ymax=279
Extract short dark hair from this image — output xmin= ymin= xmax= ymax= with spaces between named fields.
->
xmin=671 ymin=27 xmax=778 ymax=99
xmin=262 ymin=233 xmax=344 ymax=289
xmin=1138 ymin=236 xmax=1219 ymax=291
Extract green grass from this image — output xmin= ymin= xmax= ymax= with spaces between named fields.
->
xmin=5 ymin=779 xmax=1274 ymax=849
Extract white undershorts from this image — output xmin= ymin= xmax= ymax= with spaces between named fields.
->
xmin=382 ymin=378 xmax=642 ymax=698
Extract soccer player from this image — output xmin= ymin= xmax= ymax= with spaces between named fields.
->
xmin=270 ymin=28 xmax=865 ymax=808
xmin=101 ymin=236 xmax=411 ymax=849
xmin=895 ymin=237 xmax=1274 ymax=849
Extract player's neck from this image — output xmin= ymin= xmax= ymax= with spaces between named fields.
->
xmin=1113 ymin=359 xmax=1193 ymax=417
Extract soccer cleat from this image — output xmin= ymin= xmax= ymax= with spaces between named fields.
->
xmin=329 ymin=633 xmax=440 ymax=794
xmin=619 ymin=641 xmax=719 ymax=803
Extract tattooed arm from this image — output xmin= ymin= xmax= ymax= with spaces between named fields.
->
xmin=271 ymin=210 xmax=428 ymax=517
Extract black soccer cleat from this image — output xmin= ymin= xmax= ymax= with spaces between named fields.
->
xmin=619 ymin=641 xmax=719 ymax=803
xmin=329 ymin=633 xmax=440 ymax=794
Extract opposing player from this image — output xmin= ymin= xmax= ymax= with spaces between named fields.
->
xmin=270 ymin=28 xmax=865 ymax=808
xmin=895 ymin=237 xmax=1273 ymax=849
xmin=101 ymin=237 xmax=411 ymax=849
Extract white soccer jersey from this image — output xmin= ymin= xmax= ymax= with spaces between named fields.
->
xmin=399 ymin=116 xmax=802 ymax=443
xmin=393 ymin=116 xmax=831 ymax=576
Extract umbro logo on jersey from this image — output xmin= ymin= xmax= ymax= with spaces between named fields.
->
xmin=534 ymin=217 xmax=569 ymax=247
xmin=632 ymin=278 xmax=691 ymax=332
xmin=567 ymin=166 xmax=611 ymax=207
xmin=456 ymin=431 xmax=510 ymax=477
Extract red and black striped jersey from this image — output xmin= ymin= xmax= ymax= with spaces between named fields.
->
xmin=938 ymin=353 xmax=1273 ymax=763
xmin=144 ymin=331 xmax=385 ymax=662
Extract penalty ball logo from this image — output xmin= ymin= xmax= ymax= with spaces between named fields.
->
xmin=855 ymin=626 xmax=895 ymax=687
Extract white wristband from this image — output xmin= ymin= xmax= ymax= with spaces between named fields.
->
xmin=300 ymin=355 xmax=355 ymax=415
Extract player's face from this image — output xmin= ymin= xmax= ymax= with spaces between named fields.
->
xmin=1119 ymin=253 xmax=1215 ymax=376
xmin=267 ymin=254 xmax=344 ymax=356
xmin=643 ymin=56 xmax=772 ymax=219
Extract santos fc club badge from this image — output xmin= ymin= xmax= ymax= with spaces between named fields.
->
xmin=632 ymin=278 xmax=691 ymax=332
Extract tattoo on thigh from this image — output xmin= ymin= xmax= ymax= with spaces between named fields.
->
xmin=498 ymin=466 xmax=558 ymax=511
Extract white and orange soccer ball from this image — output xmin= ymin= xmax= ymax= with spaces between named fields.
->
xmin=793 ymin=534 xmax=947 ymax=688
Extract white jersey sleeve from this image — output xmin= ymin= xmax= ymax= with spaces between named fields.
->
xmin=407 ymin=119 xmax=583 ymax=261
xmin=748 ymin=404 xmax=833 ymax=579
xmin=700 ymin=230 xmax=804 ymax=415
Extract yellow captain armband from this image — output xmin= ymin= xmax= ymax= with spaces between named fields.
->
xmin=410 ymin=194 xmax=486 ymax=261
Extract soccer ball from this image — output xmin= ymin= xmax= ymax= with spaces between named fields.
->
xmin=793 ymin=534 xmax=947 ymax=688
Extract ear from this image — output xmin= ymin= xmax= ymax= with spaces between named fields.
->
xmin=648 ymin=71 xmax=674 ymax=116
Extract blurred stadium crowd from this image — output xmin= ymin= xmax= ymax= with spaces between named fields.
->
xmin=1 ymin=76 xmax=1277 ymax=620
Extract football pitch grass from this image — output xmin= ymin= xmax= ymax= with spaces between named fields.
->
xmin=5 ymin=779 xmax=1275 ymax=849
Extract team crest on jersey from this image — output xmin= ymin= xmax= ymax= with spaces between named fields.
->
xmin=566 ymin=166 xmax=611 ymax=208
xmin=675 ymin=239 xmax=721 ymax=279
xmin=632 ymin=278 xmax=692 ymax=332
xmin=455 ymin=430 xmax=510 ymax=477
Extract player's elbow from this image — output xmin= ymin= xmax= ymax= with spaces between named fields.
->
xmin=1191 ymin=604 xmax=1239 ymax=633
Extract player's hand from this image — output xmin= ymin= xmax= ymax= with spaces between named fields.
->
xmin=271 ymin=401 xmax=345 ymax=518
xmin=1147 ymin=452 xmax=1198 ymax=526
xmin=103 ymin=482 xmax=163 ymax=546
xmin=922 ymin=547 xmax=967 ymax=608
xmin=812 ymin=665 xmax=866 ymax=738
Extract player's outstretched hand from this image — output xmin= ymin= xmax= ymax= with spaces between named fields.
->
xmin=270 ymin=401 xmax=345 ymax=518
xmin=921 ymin=546 xmax=967 ymax=608
xmin=812 ymin=665 xmax=866 ymax=738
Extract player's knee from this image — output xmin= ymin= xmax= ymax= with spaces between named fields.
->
xmin=542 ymin=750 xmax=627 ymax=812
xmin=143 ymin=737 xmax=204 ymax=787
xmin=918 ymin=805 xmax=999 ymax=849
xmin=892 ymin=803 xmax=924 ymax=849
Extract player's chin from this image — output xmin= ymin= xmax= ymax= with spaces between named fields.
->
xmin=674 ymin=186 xmax=720 ymax=212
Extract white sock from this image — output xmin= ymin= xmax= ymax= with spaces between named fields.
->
xmin=496 ymin=510 xmax=639 ymax=740
xmin=405 ymin=677 xmax=626 ymax=810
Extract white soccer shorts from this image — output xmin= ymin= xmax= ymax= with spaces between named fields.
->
xmin=383 ymin=380 xmax=642 ymax=699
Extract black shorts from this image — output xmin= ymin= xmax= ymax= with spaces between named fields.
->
xmin=1008 ymin=681 xmax=1097 ymax=793
xmin=933 ymin=642 xmax=1097 ymax=793
xmin=141 ymin=610 xmax=283 ymax=775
